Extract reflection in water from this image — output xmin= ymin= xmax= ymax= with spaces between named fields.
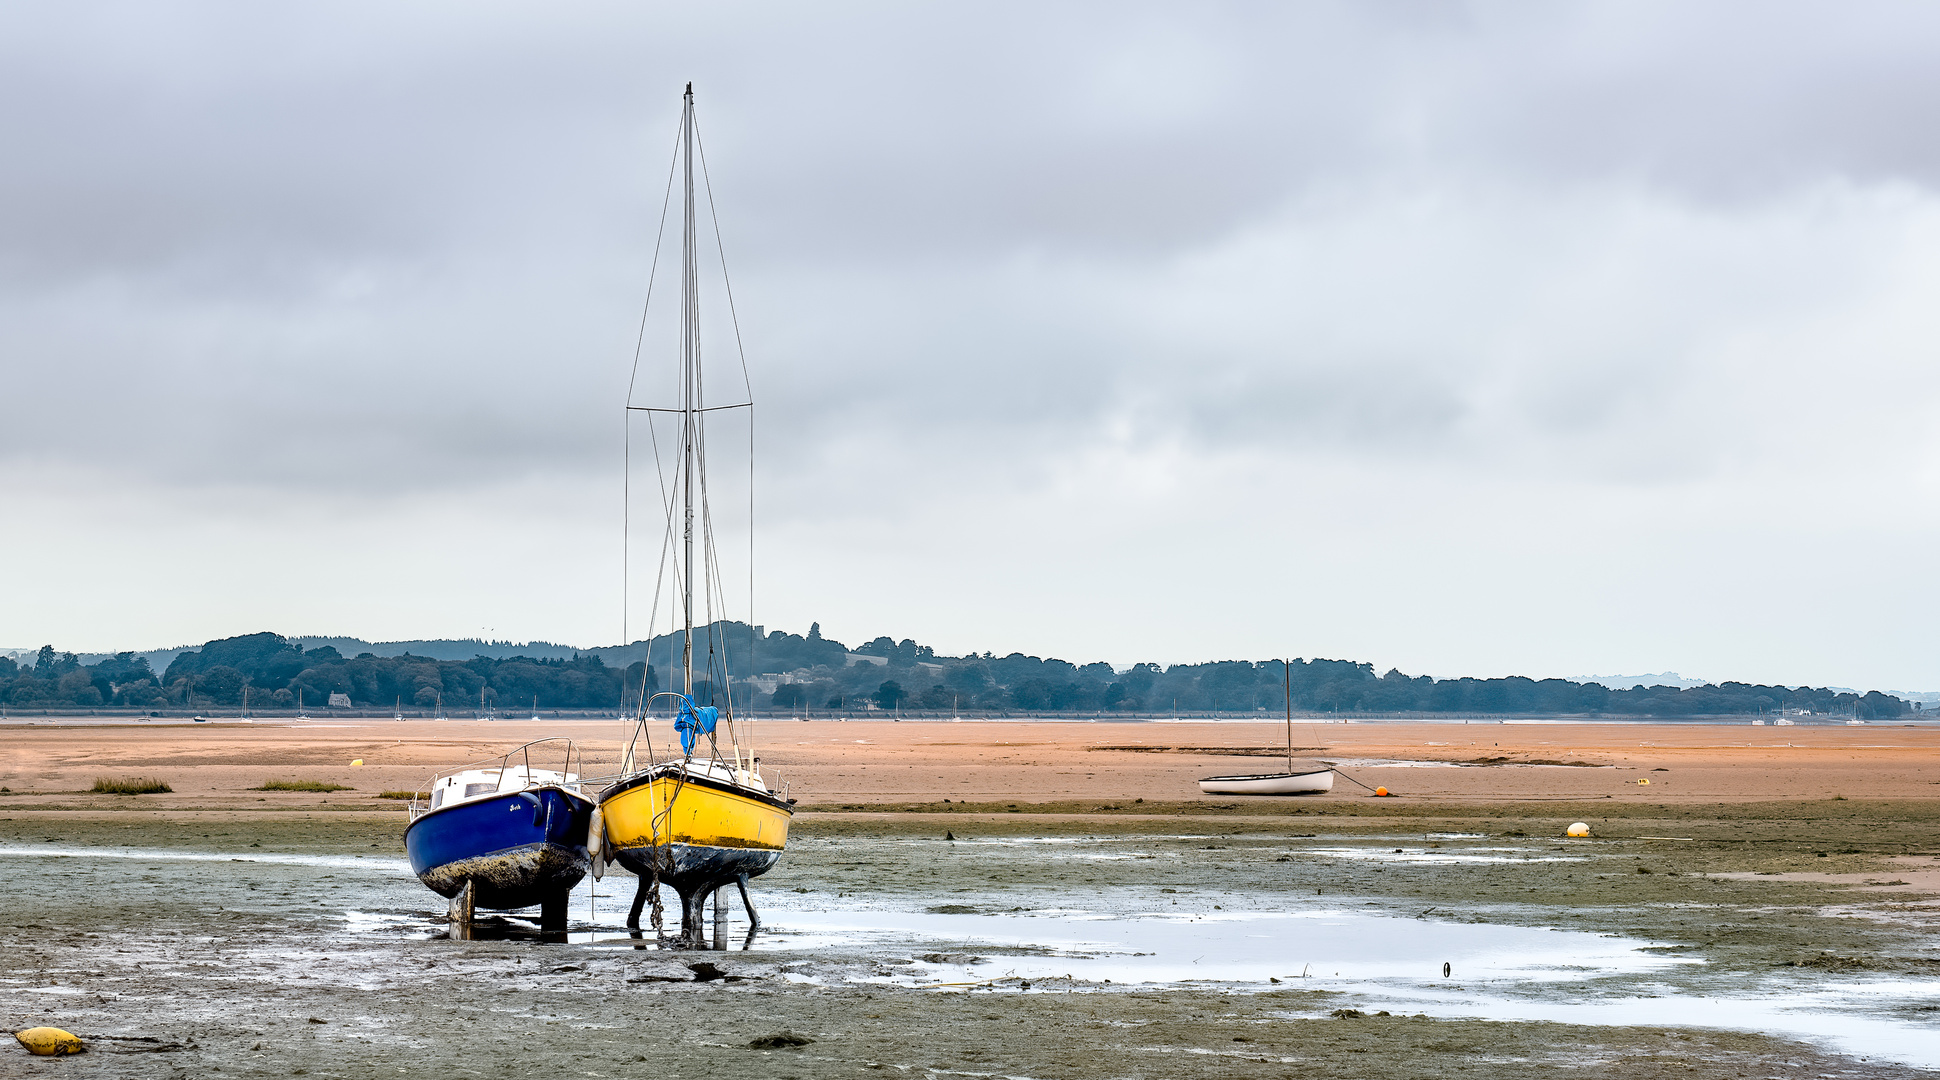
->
xmin=620 ymin=922 xmax=759 ymax=951
xmin=442 ymin=912 xmax=570 ymax=944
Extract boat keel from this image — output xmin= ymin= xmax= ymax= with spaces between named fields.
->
xmin=625 ymin=867 xmax=765 ymax=948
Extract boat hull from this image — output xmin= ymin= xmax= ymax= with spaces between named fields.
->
xmin=599 ymin=766 xmax=792 ymax=895
xmin=403 ymin=786 xmax=593 ymax=909
xmin=1198 ymin=769 xmax=1335 ymax=796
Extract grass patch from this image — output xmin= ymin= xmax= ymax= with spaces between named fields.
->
xmin=92 ymin=777 xmax=172 ymax=795
xmin=256 ymin=779 xmax=353 ymax=793
xmin=376 ymin=790 xmax=428 ymax=800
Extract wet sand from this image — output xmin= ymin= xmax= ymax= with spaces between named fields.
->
xmin=3 ymin=720 xmax=1938 ymax=1077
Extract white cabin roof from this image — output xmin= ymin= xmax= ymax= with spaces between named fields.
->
xmin=425 ymin=766 xmax=579 ymax=811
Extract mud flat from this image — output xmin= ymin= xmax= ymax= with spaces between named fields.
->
xmin=2 ymin=721 xmax=1938 ymax=1077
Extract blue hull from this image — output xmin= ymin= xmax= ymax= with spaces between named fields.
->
xmin=403 ymin=787 xmax=593 ymax=910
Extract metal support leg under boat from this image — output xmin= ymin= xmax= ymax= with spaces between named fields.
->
xmin=712 ymin=884 xmax=728 ymax=949
xmin=735 ymin=872 xmax=760 ymax=931
xmin=448 ymin=880 xmax=474 ymax=941
xmin=626 ymin=875 xmax=651 ymax=931
xmin=540 ymin=892 xmax=567 ymax=935
xmin=679 ymin=889 xmax=702 ymax=946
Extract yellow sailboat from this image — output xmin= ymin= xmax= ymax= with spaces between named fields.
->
xmin=599 ymin=703 xmax=793 ymax=940
xmin=594 ymin=83 xmax=793 ymax=945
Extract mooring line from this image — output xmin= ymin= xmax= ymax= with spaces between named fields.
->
xmin=1331 ymin=768 xmax=1383 ymax=794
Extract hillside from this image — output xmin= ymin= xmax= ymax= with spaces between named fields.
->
xmin=0 ymin=625 xmax=1917 ymax=719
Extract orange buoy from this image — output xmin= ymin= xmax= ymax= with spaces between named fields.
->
xmin=1373 ymin=787 xmax=1392 ymax=797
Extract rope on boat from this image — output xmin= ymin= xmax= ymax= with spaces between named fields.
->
xmin=646 ymin=765 xmax=692 ymax=936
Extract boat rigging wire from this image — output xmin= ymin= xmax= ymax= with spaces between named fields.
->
xmin=622 ymin=121 xmax=685 ymax=647
xmin=692 ymin=118 xmax=760 ymax=748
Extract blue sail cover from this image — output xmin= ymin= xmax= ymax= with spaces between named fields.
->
xmin=674 ymin=700 xmax=719 ymax=754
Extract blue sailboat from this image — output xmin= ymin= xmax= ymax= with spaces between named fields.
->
xmin=403 ymin=738 xmax=595 ymax=934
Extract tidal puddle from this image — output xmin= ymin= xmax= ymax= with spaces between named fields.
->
xmin=1372 ymin=985 xmax=1940 ymax=1071
xmin=690 ymin=905 xmax=1690 ymax=986
xmin=1319 ymin=758 xmax=1463 ymax=768
xmin=1296 ymin=845 xmax=1589 ymax=865
xmin=1 ymin=843 xmax=415 ymax=874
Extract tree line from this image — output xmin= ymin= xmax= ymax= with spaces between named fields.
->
xmin=759 ymin=636 xmax=1909 ymax=719
xmin=0 ymin=626 xmax=1915 ymax=719
xmin=0 ymin=634 xmax=656 ymax=712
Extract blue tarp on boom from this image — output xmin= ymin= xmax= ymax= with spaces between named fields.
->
xmin=675 ymin=700 xmax=718 ymax=754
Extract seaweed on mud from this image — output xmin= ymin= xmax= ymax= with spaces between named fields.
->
xmin=977 ymin=945 xmax=1094 ymax=958
xmin=87 ymin=1035 xmax=190 ymax=1054
xmin=90 ymin=777 xmax=171 ymax=794
xmin=747 ymin=1030 xmax=814 ymax=1049
xmin=1456 ymin=757 xmax=1601 ymax=768
xmin=1779 ymin=953 xmax=1940 ymax=972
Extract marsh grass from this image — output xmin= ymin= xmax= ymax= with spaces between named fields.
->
xmin=92 ymin=777 xmax=172 ymax=795
xmin=376 ymin=790 xmax=428 ymax=800
xmin=256 ymin=779 xmax=353 ymax=793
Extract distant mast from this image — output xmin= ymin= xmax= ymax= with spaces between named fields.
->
xmin=1285 ymin=659 xmax=1294 ymax=774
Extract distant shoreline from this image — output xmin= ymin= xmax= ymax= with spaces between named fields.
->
xmin=3 ymin=707 xmax=1935 ymax=727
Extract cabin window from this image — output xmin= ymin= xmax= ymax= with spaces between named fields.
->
xmin=463 ymin=782 xmax=496 ymax=799
xmin=430 ymin=789 xmax=444 ymax=808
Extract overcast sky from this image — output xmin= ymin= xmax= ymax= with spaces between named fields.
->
xmin=4 ymin=2 xmax=1939 ymax=690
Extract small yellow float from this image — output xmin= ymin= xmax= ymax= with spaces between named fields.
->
xmin=16 ymin=1027 xmax=84 ymax=1055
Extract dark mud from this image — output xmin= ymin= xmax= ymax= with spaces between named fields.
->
xmin=3 ymin=803 xmax=1938 ymax=1078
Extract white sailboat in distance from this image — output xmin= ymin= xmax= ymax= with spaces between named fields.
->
xmin=1198 ymin=659 xmax=1335 ymax=795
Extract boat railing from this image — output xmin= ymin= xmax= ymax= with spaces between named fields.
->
xmin=408 ymin=737 xmax=584 ymax=819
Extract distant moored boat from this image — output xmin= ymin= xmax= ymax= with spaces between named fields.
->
xmin=1198 ymin=659 xmax=1335 ymax=797
xmin=1198 ymin=765 xmax=1335 ymax=795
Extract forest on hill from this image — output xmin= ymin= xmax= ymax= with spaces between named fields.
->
xmin=0 ymin=625 xmax=1914 ymax=720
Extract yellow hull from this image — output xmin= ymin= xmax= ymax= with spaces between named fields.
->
xmin=598 ymin=766 xmax=792 ymax=892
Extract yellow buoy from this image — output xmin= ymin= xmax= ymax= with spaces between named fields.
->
xmin=16 ymin=1027 xmax=84 ymax=1055
xmin=350 ymin=759 xmax=363 ymax=766
xmin=1566 ymin=822 xmax=1591 ymax=837
xmin=1637 ymin=778 xmax=1650 ymax=785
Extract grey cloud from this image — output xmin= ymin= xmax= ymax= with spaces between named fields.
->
xmin=5 ymin=2 xmax=1940 ymax=500
xmin=9 ymin=3 xmax=1940 ymax=692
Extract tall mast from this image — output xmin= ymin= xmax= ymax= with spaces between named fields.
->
xmin=680 ymin=82 xmax=697 ymax=702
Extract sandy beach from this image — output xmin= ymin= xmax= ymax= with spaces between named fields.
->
xmin=3 ymin=718 xmax=1938 ymax=1078
xmin=6 ymin=717 xmax=1939 ymax=808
